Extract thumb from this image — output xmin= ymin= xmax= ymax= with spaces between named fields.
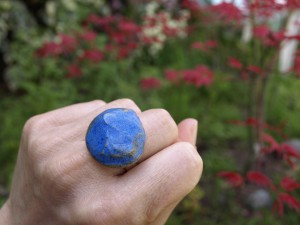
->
xmin=177 ymin=118 xmax=198 ymax=145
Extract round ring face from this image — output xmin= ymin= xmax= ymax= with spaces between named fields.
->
xmin=85 ymin=108 xmax=146 ymax=167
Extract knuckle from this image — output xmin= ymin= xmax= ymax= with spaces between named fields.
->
xmin=156 ymin=108 xmax=173 ymax=123
xmin=26 ymin=134 xmax=48 ymax=162
xmin=109 ymin=98 xmax=141 ymax=113
xmin=178 ymin=142 xmax=202 ymax=167
xmin=120 ymin=98 xmax=138 ymax=108
xmin=155 ymin=108 xmax=177 ymax=130
xmin=91 ymin=99 xmax=106 ymax=106
xmin=23 ymin=115 xmax=44 ymax=135
xmin=176 ymin=142 xmax=203 ymax=185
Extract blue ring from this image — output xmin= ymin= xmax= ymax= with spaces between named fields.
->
xmin=85 ymin=108 xmax=146 ymax=167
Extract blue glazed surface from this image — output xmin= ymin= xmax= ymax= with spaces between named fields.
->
xmin=85 ymin=108 xmax=146 ymax=167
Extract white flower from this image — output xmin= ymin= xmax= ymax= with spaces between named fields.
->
xmin=62 ymin=0 xmax=77 ymax=11
xmin=241 ymin=18 xmax=252 ymax=43
xmin=279 ymin=10 xmax=300 ymax=73
xmin=145 ymin=2 xmax=159 ymax=16
xmin=149 ymin=43 xmax=163 ymax=55
xmin=141 ymin=4 xmax=189 ymax=55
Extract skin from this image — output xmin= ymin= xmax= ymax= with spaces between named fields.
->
xmin=0 ymin=99 xmax=203 ymax=225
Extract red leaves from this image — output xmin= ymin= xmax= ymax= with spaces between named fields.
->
xmin=280 ymin=144 xmax=300 ymax=159
xmin=218 ymin=170 xmax=274 ymax=189
xmin=273 ymin=198 xmax=284 ymax=217
xmin=247 ymin=65 xmax=263 ymax=74
xmin=228 ymin=57 xmax=243 ymax=70
xmin=118 ymin=20 xmax=141 ymax=34
xmin=225 ymin=122 xmax=298 ymax=168
xmin=276 ymin=178 xmax=300 ymax=215
xmin=262 ymin=134 xmax=300 ymax=168
xmin=253 ymin=25 xmax=285 ymax=47
xmin=164 ymin=65 xmax=214 ymax=88
xmin=208 ymin=2 xmax=243 ymax=24
xmin=229 ymin=118 xmax=286 ymax=137
xmin=263 ymin=133 xmax=280 ymax=152
xmin=277 ymin=193 xmax=300 ymax=215
xmin=285 ymin=0 xmax=300 ymax=9
xmin=140 ymin=77 xmax=161 ymax=91
xmin=66 ymin=64 xmax=82 ymax=78
xmin=247 ymin=0 xmax=281 ymax=17
xmin=280 ymin=193 xmax=300 ymax=211
xmin=281 ymin=177 xmax=300 ymax=192
xmin=245 ymin=117 xmax=258 ymax=126
xmin=81 ymin=49 xmax=104 ymax=63
xmin=36 ymin=33 xmax=77 ymax=58
xmin=87 ymin=14 xmax=115 ymax=28
xmin=181 ymin=0 xmax=201 ymax=12
xmin=218 ymin=170 xmax=300 ymax=216
xmin=248 ymin=0 xmax=300 ymax=17
xmin=218 ymin=171 xmax=244 ymax=187
xmin=59 ymin=34 xmax=77 ymax=53
xmin=164 ymin=69 xmax=180 ymax=84
xmin=183 ymin=65 xmax=214 ymax=87
xmin=247 ymin=171 xmax=275 ymax=190
xmin=229 ymin=117 xmax=258 ymax=127
xmin=191 ymin=40 xmax=218 ymax=51
xmin=86 ymin=15 xmax=140 ymax=59
xmin=36 ymin=41 xmax=62 ymax=57
xmin=253 ymin=25 xmax=270 ymax=39
xmin=80 ymin=30 xmax=97 ymax=42
xmin=227 ymin=56 xmax=264 ymax=79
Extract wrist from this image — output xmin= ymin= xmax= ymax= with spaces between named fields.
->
xmin=0 ymin=200 xmax=12 ymax=225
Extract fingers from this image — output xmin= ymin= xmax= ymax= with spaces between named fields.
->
xmin=34 ymin=97 xmax=198 ymax=183
xmin=22 ymin=100 xmax=107 ymax=139
xmin=39 ymin=100 xmax=106 ymax=126
xmin=138 ymin=109 xmax=178 ymax=162
xmin=26 ymin=99 xmax=143 ymax=177
xmin=120 ymin=142 xmax=203 ymax=223
xmin=20 ymin=98 xmax=203 ymax=225
xmin=46 ymin=107 xmax=179 ymax=177
xmin=24 ymin=98 xmax=139 ymax=135
xmin=73 ymin=99 xmax=141 ymax=140
xmin=177 ymin=118 xmax=198 ymax=145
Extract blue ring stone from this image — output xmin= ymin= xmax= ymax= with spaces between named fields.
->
xmin=85 ymin=108 xmax=146 ymax=167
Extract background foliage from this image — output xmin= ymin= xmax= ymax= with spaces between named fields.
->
xmin=1 ymin=0 xmax=300 ymax=224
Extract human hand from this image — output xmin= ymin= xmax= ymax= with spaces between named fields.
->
xmin=0 ymin=99 xmax=202 ymax=225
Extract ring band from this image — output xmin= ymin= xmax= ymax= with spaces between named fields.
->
xmin=85 ymin=108 xmax=146 ymax=167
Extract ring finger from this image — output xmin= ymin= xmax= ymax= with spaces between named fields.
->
xmin=46 ymin=107 xmax=178 ymax=177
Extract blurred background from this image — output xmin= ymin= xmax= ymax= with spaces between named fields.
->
xmin=1 ymin=0 xmax=300 ymax=224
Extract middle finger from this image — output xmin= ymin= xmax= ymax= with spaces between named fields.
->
xmin=47 ymin=108 xmax=178 ymax=177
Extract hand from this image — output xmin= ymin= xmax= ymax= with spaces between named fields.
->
xmin=0 ymin=99 xmax=203 ymax=225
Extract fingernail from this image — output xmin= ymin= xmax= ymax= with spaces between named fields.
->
xmin=190 ymin=119 xmax=198 ymax=146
